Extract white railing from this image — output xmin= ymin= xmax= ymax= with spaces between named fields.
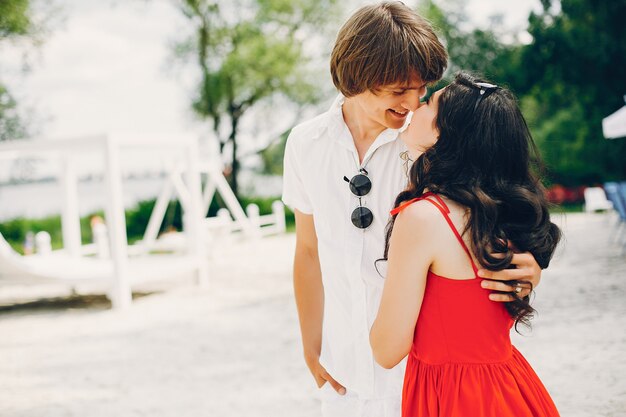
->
xmin=204 ymin=200 xmax=286 ymax=237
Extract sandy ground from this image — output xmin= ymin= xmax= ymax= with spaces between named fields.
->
xmin=0 ymin=212 xmax=625 ymax=417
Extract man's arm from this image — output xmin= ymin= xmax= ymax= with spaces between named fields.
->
xmin=479 ymin=252 xmax=542 ymax=302
xmin=293 ymin=210 xmax=346 ymax=395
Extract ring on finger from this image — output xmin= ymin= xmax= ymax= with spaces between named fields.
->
xmin=514 ymin=285 xmax=523 ymax=294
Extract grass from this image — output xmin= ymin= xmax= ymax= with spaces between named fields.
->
xmin=0 ymin=196 xmax=293 ymax=254
xmin=550 ymin=203 xmax=584 ymax=214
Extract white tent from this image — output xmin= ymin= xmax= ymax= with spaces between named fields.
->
xmin=603 ymin=97 xmax=626 ymax=139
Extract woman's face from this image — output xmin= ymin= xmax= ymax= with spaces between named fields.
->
xmin=401 ymin=88 xmax=444 ymax=158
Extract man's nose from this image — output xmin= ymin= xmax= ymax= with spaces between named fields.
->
xmin=401 ymin=90 xmax=421 ymax=112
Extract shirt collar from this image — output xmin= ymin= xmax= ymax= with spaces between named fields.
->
xmin=317 ymin=94 xmax=411 ymax=157
xmin=309 ymin=94 xmax=344 ymax=140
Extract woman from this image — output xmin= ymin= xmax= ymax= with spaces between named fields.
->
xmin=370 ymin=72 xmax=562 ymax=416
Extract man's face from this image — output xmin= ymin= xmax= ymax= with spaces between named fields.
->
xmin=352 ymin=75 xmax=427 ymax=130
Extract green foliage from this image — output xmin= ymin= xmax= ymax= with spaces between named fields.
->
xmin=239 ymin=195 xmax=294 ymax=230
xmin=125 ymin=199 xmax=185 ymax=241
xmin=125 ymin=200 xmax=161 ymax=243
xmin=0 ymin=0 xmax=31 ymax=38
xmin=0 ymin=195 xmax=293 ymax=252
xmin=419 ymin=0 xmax=524 ymax=89
xmin=0 ymin=200 xmax=180 ymax=253
xmin=258 ymin=128 xmax=288 ymax=175
xmin=550 ymin=203 xmax=584 ymax=214
xmin=239 ymin=195 xmax=275 ymax=213
xmin=0 ymin=84 xmax=29 ymax=141
xmin=0 ymin=216 xmax=62 ymax=253
xmin=175 ymin=0 xmax=340 ymax=195
xmin=518 ymin=0 xmax=626 ymax=184
xmin=0 ymin=0 xmax=43 ymax=141
xmin=422 ymin=0 xmax=626 ymax=186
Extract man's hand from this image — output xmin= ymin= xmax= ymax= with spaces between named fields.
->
xmin=478 ymin=252 xmax=542 ymax=302
xmin=293 ymin=210 xmax=345 ymax=396
xmin=305 ymin=354 xmax=346 ymax=395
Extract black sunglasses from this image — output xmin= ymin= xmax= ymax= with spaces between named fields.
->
xmin=343 ymin=168 xmax=373 ymax=229
xmin=471 ymin=81 xmax=500 ymax=112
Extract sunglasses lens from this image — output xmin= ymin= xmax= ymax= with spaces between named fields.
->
xmin=351 ymin=206 xmax=373 ymax=229
xmin=349 ymin=174 xmax=372 ymax=196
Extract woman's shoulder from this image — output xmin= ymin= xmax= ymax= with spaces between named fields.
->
xmin=390 ymin=197 xmax=452 ymax=262
xmin=395 ymin=194 xmax=468 ymax=235
xmin=394 ymin=197 xmax=447 ymax=230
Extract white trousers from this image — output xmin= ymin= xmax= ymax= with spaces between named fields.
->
xmin=319 ymin=384 xmax=402 ymax=417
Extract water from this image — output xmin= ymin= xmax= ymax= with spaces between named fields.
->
xmin=0 ymin=177 xmax=166 ymax=221
xmin=0 ymin=173 xmax=283 ymax=222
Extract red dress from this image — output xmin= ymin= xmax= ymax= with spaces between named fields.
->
xmin=390 ymin=193 xmax=560 ymax=417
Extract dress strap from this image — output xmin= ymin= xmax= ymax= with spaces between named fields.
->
xmin=390 ymin=192 xmax=479 ymax=275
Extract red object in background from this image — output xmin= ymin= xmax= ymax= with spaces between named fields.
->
xmin=546 ymin=184 xmax=590 ymax=204
xmin=547 ymin=184 xmax=566 ymax=204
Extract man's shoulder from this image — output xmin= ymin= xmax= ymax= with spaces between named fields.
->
xmin=288 ymin=111 xmax=330 ymax=144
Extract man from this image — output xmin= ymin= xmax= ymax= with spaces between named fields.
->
xmin=282 ymin=2 xmax=542 ymax=416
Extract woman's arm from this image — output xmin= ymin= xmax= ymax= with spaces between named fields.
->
xmin=370 ymin=201 xmax=438 ymax=369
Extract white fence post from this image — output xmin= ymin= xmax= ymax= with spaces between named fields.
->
xmin=35 ymin=231 xmax=52 ymax=255
xmin=103 ymin=136 xmax=132 ymax=310
xmin=246 ymin=204 xmax=261 ymax=229
xmin=60 ymin=156 xmax=82 ymax=257
xmin=272 ymin=201 xmax=286 ymax=233
xmin=185 ymin=139 xmax=208 ymax=286
xmin=217 ymin=208 xmax=232 ymax=225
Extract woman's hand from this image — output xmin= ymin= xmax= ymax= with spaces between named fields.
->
xmin=478 ymin=252 xmax=541 ymax=302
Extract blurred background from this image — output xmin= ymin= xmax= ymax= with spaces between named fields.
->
xmin=0 ymin=1 xmax=625 ymax=416
xmin=1 ymin=0 xmax=625 ymax=249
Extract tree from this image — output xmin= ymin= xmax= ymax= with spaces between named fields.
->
xmin=0 ymin=0 xmax=37 ymax=141
xmin=0 ymin=85 xmax=29 ymax=141
xmin=174 ymin=0 xmax=340 ymax=197
xmin=518 ymin=0 xmax=626 ymax=184
xmin=422 ymin=0 xmax=626 ymax=185
xmin=419 ymin=0 xmax=524 ymax=90
xmin=258 ymin=127 xmax=289 ymax=175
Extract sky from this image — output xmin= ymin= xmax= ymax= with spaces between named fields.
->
xmin=3 ymin=0 xmax=196 ymax=139
xmin=0 ymin=0 xmax=543 ymax=178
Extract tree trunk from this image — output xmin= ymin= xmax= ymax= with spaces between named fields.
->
xmin=229 ymin=107 xmax=241 ymax=198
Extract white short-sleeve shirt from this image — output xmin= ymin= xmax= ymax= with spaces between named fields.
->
xmin=282 ymin=95 xmax=410 ymax=399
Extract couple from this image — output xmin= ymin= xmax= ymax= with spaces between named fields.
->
xmin=282 ymin=2 xmax=561 ymax=417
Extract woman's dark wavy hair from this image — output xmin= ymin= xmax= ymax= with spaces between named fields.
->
xmin=383 ymin=72 xmax=561 ymax=329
